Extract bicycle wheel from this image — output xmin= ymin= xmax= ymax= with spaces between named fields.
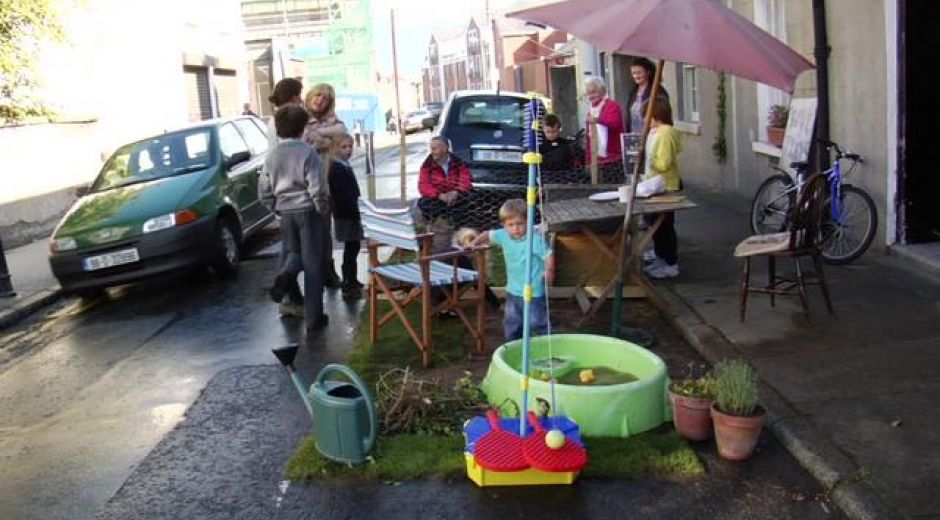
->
xmin=750 ymin=174 xmax=795 ymax=234
xmin=820 ymin=185 xmax=878 ymax=265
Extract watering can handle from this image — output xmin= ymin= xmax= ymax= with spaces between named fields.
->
xmin=315 ymin=364 xmax=377 ymax=455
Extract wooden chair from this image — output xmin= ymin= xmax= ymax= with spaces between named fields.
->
xmin=358 ymin=198 xmax=488 ymax=367
xmin=735 ymin=173 xmax=834 ymax=321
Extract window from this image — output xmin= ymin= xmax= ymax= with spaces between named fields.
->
xmin=754 ymin=0 xmax=791 ymax=143
xmin=675 ymin=63 xmax=699 ymax=123
xmin=91 ymin=129 xmax=214 ymax=192
xmin=219 ymin=123 xmax=250 ymax=160
xmin=234 ymin=119 xmax=270 ymax=155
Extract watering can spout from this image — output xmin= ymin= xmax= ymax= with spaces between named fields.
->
xmin=272 ymin=344 xmax=299 ymax=368
xmin=272 ymin=344 xmax=314 ymax=418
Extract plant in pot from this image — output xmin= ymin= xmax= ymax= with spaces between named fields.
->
xmin=710 ymin=359 xmax=766 ymax=460
xmin=766 ymin=104 xmax=788 ymax=148
xmin=668 ymin=364 xmax=715 ymax=441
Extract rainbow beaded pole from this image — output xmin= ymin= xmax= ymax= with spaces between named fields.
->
xmin=519 ymin=97 xmax=542 ymax=437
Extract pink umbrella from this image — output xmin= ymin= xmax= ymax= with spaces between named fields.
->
xmin=506 ymin=0 xmax=813 ymax=92
xmin=507 ymin=0 xmax=815 ymax=324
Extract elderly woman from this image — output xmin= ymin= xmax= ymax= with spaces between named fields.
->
xmin=303 ymin=83 xmax=348 ymax=289
xmin=584 ymin=76 xmax=624 ymax=166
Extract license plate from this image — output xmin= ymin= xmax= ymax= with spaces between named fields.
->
xmin=83 ymin=248 xmax=140 ymax=271
xmin=473 ymin=149 xmax=522 ymax=163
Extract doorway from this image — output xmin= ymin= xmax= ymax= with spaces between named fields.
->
xmin=901 ymin=0 xmax=940 ymax=243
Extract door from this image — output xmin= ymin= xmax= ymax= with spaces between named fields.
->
xmin=184 ymin=66 xmax=212 ymax=122
xmin=218 ymin=122 xmax=257 ymax=231
xmin=550 ymin=66 xmax=578 ymax=137
xmin=902 ymin=0 xmax=940 ymax=243
xmin=233 ymin=118 xmax=273 ymax=228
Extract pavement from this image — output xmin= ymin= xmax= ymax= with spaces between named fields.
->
xmin=644 ymin=183 xmax=940 ymax=520
xmin=2 ymin=175 xmax=938 ymax=519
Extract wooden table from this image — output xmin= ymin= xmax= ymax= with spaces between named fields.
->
xmin=541 ymin=192 xmax=697 ymax=324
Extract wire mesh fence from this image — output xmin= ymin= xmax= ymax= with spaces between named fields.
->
xmin=415 ymin=160 xmax=633 ymax=234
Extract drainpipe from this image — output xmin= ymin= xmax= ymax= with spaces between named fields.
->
xmin=812 ymin=0 xmax=831 ymax=171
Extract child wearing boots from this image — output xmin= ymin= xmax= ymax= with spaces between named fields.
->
xmin=326 ymin=132 xmax=364 ymax=298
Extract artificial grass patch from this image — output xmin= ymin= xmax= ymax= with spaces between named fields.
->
xmin=284 ymin=433 xmax=465 ymax=482
xmin=284 ymin=430 xmax=703 ymax=482
xmin=347 ymin=301 xmax=468 ymax=383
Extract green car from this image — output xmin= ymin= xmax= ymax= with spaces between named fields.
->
xmin=49 ymin=116 xmax=275 ymax=295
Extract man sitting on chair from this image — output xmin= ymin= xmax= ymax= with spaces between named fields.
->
xmin=417 ymin=136 xmax=473 ymax=227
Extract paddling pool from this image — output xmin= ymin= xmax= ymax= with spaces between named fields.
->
xmin=480 ymin=334 xmax=671 ymax=437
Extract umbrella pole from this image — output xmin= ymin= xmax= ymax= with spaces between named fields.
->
xmin=611 ymin=60 xmax=665 ymax=335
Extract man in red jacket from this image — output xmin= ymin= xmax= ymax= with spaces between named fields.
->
xmin=417 ymin=136 xmax=473 ymax=226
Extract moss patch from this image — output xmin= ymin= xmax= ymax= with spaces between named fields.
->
xmin=285 ymin=433 xmax=465 ymax=482
xmin=285 ymin=431 xmax=703 ymax=482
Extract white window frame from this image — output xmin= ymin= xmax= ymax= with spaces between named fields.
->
xmin=755 ymin=0 xmax=791 ymax=144
xmin=675 ymin=62 xmax=699 ymax=124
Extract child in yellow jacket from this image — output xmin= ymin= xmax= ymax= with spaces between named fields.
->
xmin=642 ymin=100 xmax=682 ymax=279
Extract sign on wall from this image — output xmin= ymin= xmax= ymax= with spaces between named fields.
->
xmin=781 ymin=97 xmax=818 ymax=178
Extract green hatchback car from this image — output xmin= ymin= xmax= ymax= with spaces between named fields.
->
xmin=49 ymin=116 xmax=275 ymax=295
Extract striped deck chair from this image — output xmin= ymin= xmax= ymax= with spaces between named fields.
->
xmin=359 ymin=198 xmax=488 ymax=367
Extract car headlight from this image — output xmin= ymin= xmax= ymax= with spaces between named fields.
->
xmin=143 ymin=213 xmax=176 ymax=233
xmin=50 ymin=236 xmax=77 ymax=253
xmin=142 ymin=209 xmax=199 ymax=234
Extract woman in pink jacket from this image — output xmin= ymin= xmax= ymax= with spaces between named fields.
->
xmin=584 ymin=76 xmax=624 ymax=166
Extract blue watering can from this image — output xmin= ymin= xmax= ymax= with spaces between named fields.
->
xmin=273 ymin=344 xmax=377 ymax=465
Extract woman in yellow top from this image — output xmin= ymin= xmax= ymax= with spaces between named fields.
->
xmin=642 ymin=100 xmax=682 ymax=279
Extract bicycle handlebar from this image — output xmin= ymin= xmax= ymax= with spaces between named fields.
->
xmin=818 ymin=138 xmax=863 ymax=163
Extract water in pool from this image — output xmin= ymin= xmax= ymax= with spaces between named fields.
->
xmin=557 ymin=366 xmax=638 ymax=386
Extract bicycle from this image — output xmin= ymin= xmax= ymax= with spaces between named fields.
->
xmin=750 ymin=139 xmax=878 ymax=265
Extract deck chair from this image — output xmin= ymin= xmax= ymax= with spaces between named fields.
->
xmin=735 ymin=173 xmax=834 ymax=321
xmin=359 ymin=198 xmax=488 ymax=367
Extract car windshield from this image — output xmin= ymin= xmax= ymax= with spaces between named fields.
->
xmin=457 ymin=98 xmax=527 ymax=128
xmin=91 ymin=128 xmax=216 ymax=193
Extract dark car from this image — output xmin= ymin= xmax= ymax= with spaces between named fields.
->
xmin=437 ymin=91 xmax=550 ymax=186
xmin=48 ymin=116 xmax=275 ymax=295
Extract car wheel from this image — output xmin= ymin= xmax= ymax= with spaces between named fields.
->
xmin=211 ymin=216 xmax=241 ymax=277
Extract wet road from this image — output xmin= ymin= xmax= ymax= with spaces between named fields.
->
xmin=0 ymin=134 xmax=427 ymax=520
xmin=0 ymin=235 xmax=366 ymax=520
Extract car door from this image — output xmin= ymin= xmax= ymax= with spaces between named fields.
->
xmin=218 ymin=122 xmax=259 ymax=231
xmin=232 ymin=118 xmax=272 ymax=228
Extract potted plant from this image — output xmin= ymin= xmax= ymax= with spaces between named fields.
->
xmin=710 ymin=359 xmax=766 ymax=460
xmin=766 ymin=104 xmax=788 ymax=148
xmin=667 ymin=366 xmax=715 ymax=441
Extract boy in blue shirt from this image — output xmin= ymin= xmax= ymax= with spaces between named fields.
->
xmin=470 ymin=199 xmax=555 ymax=341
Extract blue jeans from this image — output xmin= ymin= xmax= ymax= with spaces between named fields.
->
xmin=504 ymin=293 xmax=548 ymax=341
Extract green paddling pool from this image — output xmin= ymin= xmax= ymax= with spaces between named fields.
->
xmin=480 ymin=334 xmax=671 ymax=437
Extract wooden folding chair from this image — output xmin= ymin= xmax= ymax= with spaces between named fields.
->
xmin=358 ymin=199 xmax=488 ymax=367
xmin=735 ymin=173 xmax=834 ymax=321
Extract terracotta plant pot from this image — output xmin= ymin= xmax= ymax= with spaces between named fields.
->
xmin=710 ymin=403 xmax=767 ymax=461
xmin=668 ymin=390 xmax=713 ymax=441
xmin=767 ymin=126 xmax=785 ymax=148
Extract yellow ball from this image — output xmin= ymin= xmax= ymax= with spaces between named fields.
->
xmin=545 ymin=429 xmax=566 ymax=450
xmin=579 ymin=369 xmax=596 ymax=384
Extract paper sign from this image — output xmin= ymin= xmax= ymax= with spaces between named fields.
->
xmin=781 ymin=98 xmax=818 ymax=178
